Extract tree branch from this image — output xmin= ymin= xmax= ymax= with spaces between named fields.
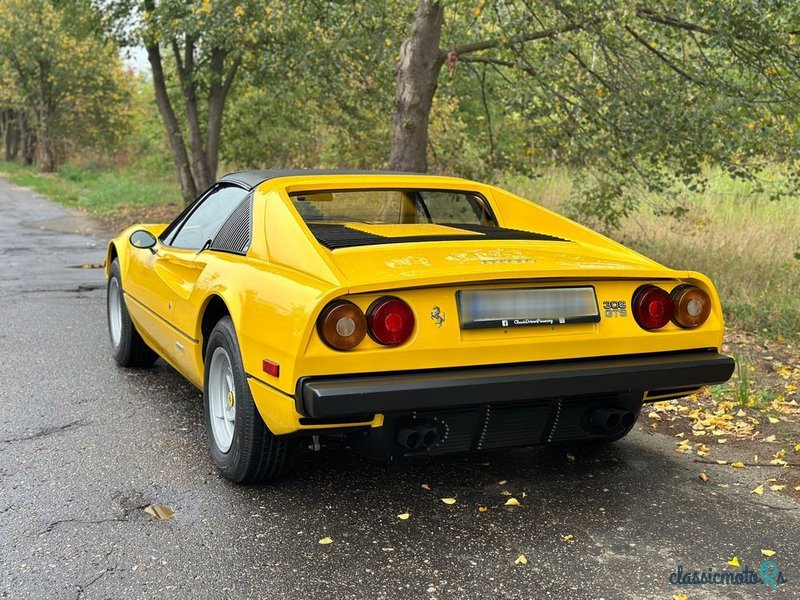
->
xmin=625 ymin=25 xmax=704 ymax=85
xmin=636 ymin=8 xmax=713 ymax=35
xmin=446 ymin=18 xmax=598 ymax=59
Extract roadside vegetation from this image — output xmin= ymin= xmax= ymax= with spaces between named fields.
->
xmin=1 ymin=1 xmax=798 ymax=339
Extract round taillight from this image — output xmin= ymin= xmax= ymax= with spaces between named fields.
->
xmin=317 ymin=300 xmax=366 ymax=350
xmin=367 ymin=297 xmax=415 ymax=346
xmin=671 ymin=285 xmax=711 ymax=328
xmin=632 ymin=285 xmax=673 ymax=330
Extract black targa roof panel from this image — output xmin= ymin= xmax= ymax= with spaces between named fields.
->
xmin=219 ymin=169 xmax=414 ymax=190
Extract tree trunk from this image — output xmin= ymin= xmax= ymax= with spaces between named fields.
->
xmin=173 ymin=37 xmax=214 ymax=192
xmin=0 ymin=110 xmax=13 ymax=161
xmin=206 ymin=48 xmax=240 ymax=180
xmin=147 ymin=42 xmax=198 ymax=204
xmin=388 ymin=0 xmax=445 ymax=173
xmin=19 ymin=112 xmax=35 ymax=165
xmin=35 ymin=60 xmax=56 ymax=172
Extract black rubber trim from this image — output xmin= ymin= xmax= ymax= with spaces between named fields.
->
xmin=307 ymin=223 xmax=566 ymax=250
xmin=296 ymin=351 xmax=735 ymax=419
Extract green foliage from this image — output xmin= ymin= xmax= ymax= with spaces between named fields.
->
xmin=0 ymin=0 xmax=133 ymax=168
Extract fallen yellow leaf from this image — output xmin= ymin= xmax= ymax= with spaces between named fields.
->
xmin=716 ymin=459 xmax=728 ymax=465
xmin=562 ymin=534 xmax=574 ymax=542
xmin=794 ymin=444 xmax=800 ymax=452
xmin=727 ymin=556 xmax=740 ymax=567
xmin=501 ymin=490 xmax=512 ymax=496
xmin=515 ymin=554 xmax=528 ymax=565
xmin=441 ymin=498 xmax=456 ymax=505
xmin=421 ymin=483 xmax=431 ymax=491
xmin=477 ymin=506 xmax=488 ymax=513
xmin=566 ymin=453 xmax=576 ymax=461
xmin=498 ymin=480 xmax=507 ymax=485
xmin=319 ymin=537 xmax=333 ymax=545
xmin=770 ymin=485 xmax=786 ymax=491
xmin=764 ymin=435 xmax=777 ymax=442
xmin=731 ymin=462 xmax=745 ymax=468
xmin=504 ymin=498 xmax=520 ymax=506
xmin=143 ymin=505 xmax=174 ymax=521
xmin=751 ymin=485 xmax=765 ymax=495
xmin=698 ymin=472 xmax=709 ymax=482
xmin=672 ymin=594 xmax=688 ymax=600
xmin=768 ymin=416 xmax=780 ymax=424
xmin=397 ymin=512 xmax=410 ymax=520
xmin=761 ymin=549 xmax=776 ymax=557
xmin=795 ymin=486 xmax=800 ymax=491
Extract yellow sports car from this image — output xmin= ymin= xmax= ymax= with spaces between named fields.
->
xmin=106 ymin=170 xmax=734 ymax=482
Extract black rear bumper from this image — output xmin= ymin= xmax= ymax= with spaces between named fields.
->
xmin=297 ymin=351 xmax=734 ymax=419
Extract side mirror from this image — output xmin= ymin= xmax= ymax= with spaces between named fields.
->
xmin=130 ymin=229 xmax=157 ymax=251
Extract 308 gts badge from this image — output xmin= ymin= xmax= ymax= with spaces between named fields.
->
xmin=603 ymin=300 xmax=628 ymax=317
xmin=430 ymin=306 xmax=445 ymax=327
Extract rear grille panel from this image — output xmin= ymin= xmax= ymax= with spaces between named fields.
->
xmin=365 ymin=394 xmax=642 ymax=457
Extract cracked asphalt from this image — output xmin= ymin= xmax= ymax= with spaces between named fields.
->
xmin=0 ymin=178 xmax=798 ymax=600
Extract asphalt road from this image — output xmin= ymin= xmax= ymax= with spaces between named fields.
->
xmin=0 ymin=178 xmax=798 ymax=600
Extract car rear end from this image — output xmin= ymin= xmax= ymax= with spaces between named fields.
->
xmin=253 ymin=177 xmax=734 ymax=456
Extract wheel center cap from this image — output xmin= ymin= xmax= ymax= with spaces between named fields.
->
xmin=227 ymin=390 xmax=234 ymax=407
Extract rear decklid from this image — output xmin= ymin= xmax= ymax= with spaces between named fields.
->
xmin=307 ymin=222 xmax=670 ymax=290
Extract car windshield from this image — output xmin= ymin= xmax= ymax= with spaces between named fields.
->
xmin=289 ymin=190 xmax=497 ymax=227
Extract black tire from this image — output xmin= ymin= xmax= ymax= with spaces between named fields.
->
xmin=204 ymin=316 xmax=299 ymax=483
xmin=107 ymin=258 xmax=158 ymax=368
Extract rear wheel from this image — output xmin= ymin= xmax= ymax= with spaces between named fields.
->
xmin=107 ymin=258 xmax=157 ymax=368
xmin=204 ymin=316 xmax=298 ymax=483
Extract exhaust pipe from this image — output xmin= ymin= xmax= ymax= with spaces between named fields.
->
xmin=397 ymin=428 xmax=423 ymax=450
xmin=396 ymin=424 xmax=441 ymax=450
xmin=588 ymin=408 xmax=621 ymax=431
xmin=417 ymin=425 xmax=441 ymax=449
xmin=588 ymin=408 xmax=635 ymax=432
xmin=618 ymin=410 xmax=635 ymax=429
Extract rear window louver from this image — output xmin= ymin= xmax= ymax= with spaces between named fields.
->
xmin=211 ymin=197 xmax=252 ymax=255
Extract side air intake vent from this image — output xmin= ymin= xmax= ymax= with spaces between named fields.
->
xmin=211 ymin=197 xmax=252 ymax=255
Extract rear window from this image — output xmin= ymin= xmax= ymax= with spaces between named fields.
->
xmin=290 ymin=190 xmax=496 ymax=227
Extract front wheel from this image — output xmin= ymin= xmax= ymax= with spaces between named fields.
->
xmin=204 ymin=316 xmax=299 ymax=483
xmin=107 ymin=258 xmax=157 ymax=368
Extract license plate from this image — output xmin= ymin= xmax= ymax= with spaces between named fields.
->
xmin=457 ymin=286 xmax=600 ymax=330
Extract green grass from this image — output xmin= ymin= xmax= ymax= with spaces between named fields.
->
xmin=495 ymin=169 xmax=800 ymax=338
xmin=0 ymin=160 xmax=178 ymax=215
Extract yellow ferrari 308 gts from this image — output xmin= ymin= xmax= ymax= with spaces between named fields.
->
xmin=105 ymin=170 xmax=734 ymax=482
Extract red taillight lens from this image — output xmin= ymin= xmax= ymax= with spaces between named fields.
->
xmin=317 ymin=300 xmax=367 ymax=350
xmin=671 ymin=285 xmax=711 ymax=328
xmin=632 ymin=285 xmax=673 ymax=330
xmin=367 ymin=297 xmax=415 ymax=346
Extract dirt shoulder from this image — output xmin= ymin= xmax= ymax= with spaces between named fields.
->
xmin=645 ymin=329 xmax=800 ymax=501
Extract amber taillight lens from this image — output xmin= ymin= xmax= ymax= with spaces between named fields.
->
xmin=632 ymin=285 xmax=673 ymax=330
xmin=671 ymin=285 xmax=711 ymax=328
xmin=367 ymin=297 xmax=415 ymax=346
xmin=317 ymin=300 xmax=367 ymax=350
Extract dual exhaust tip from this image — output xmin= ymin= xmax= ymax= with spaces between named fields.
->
xmin=588 ymin=408 xmax=635 ymax=432
xmin=397 ymin=424 xmax=441 ymax=450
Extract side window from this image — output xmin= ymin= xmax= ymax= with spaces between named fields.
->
xmin=169 ymin=185 xmax=247 ymax=250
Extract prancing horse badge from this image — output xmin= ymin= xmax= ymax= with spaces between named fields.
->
xmin=430 ymin=306 xmax=445 ymax=327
